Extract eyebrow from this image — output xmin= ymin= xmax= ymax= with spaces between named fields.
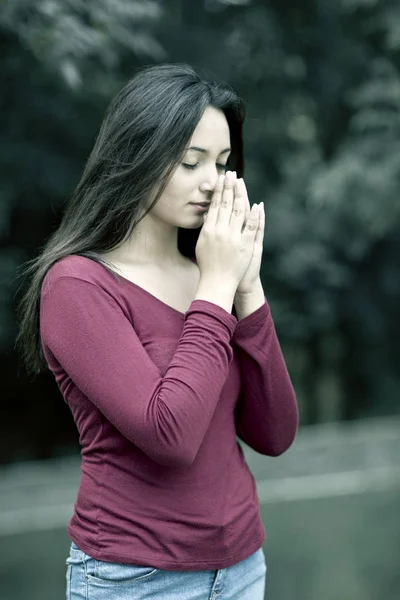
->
xmin=187 ymin=146 xmax=231 ymax=155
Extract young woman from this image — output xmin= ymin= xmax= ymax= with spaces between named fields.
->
xmin=16 ymin=63 xmax=298 ymax=599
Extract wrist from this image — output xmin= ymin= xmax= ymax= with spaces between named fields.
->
xmin=234 ymin=277 xmax=264 ymax=300
xmin=234 ymin=279 xmax=265 ymax=320
xmin=195 ymin=275 xmax=237 ymax=314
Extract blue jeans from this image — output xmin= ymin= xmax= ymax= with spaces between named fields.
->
xmin=66 ymin=541 xmax=267 ymax=599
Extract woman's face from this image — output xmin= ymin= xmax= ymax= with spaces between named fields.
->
xmin=149 ymin=105 xmax=231 ymax=229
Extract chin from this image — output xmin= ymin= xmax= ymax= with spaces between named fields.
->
xmin=178 ymin=217 xmax=203 ymax=231
xmin=181 ymin=223 xmax=203 ymax=230
xmin=177 ymin=215 xmax=202 ymax=229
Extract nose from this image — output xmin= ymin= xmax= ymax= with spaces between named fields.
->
xmin=199 ymin=168 xmax=220 ymax=194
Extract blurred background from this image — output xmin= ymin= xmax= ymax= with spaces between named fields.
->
xmin=1 ymin=0 xmax=400 ymax=599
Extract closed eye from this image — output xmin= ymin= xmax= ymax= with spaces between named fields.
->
xmin=182 ymin=163 xmax=228 ymax=171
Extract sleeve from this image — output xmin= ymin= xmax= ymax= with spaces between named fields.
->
xmin=232 ymin=299 xmax=299 ymax=456
xmin=40 ymin=276 xmax=237 ymax=468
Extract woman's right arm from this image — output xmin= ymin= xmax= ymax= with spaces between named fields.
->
xmin=40 ymin=276 xmax=237 ymax=468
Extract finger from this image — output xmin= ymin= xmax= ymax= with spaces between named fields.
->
xmin=216 ymin=170 xmax=236 ymax=227
xmin=230 ymin=177 xmax=246 ymax=230
xmin=253 ymin=202 xmax=265 ymax=249
xmin=241 ymin=203 xmax=260 ymax=241
xmin=237 ymin=178 xmax=251 ymax=232
xmin=206 ymin=174 xmax=225 ymax=227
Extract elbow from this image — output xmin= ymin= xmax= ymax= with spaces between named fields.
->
xmin=266 ymin=394 xmax=299 ymax=456
xmin=159 ymin=451 xmax=195 ymax=469
xmin=262 ymin=434 xmax=296 ymax=457
xmin=252 ymin=433 xmax=296 ymax=457
xmin=138 ymin=398 xmax=200 ymax=468
xmin=262 ymin=417 xmax=299 ymax=457
xmin=145 ymin=444 xmax=196 ymax=469
xmin=244 ymin=414 xmax=299 ymax=458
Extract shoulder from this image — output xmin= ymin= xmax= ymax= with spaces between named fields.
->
xmin=41 ymin=254 xmax=117 ymax=297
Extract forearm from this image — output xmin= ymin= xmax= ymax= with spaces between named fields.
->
xmin=235 ymin=346 xmax=298 ymax=456
xmin=232 ymin=293 xmax=298 ymax=456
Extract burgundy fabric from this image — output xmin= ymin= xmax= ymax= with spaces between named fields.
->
xmin=39 ymin=255 xmax=298 ymax=570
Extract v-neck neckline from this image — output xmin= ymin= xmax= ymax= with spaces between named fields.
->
xmin=117 ymin=274 xmax=188 ymax=317
xmin=105 ymin=255 xmax=198 ymax=319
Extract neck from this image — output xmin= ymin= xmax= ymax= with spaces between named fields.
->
xmin=116 ymin=218 xmax=182 ymax=266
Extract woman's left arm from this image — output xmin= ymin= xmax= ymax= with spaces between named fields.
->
xmin=232 ymin=285 xmax=299 ymax=457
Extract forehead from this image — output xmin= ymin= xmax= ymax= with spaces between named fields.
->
xmin=189 ymin=106 xmax=230 ymax=149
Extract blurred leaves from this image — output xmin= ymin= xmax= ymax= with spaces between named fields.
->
xmin=0 ymin=0 xmax=165 ymax=89
xmin=1 ymin=0 xmax=400 ymax=438
xmin=309 ymin=58 xmax=400 ymax=239
xmin=205 ymin=0 xmax=253 ymax=11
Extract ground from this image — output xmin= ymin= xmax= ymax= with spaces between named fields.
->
xmin=1 ymin=416 xmax=399 ymax=600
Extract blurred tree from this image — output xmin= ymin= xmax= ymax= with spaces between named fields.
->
xmin=0 ymin=0 xmax=165 ymax=350
xmin=0 ymin=0 xmax=165 ymax=462
xmin=164 ymin=0 xmax=400 ymax=422
xmin=0 ymin=0 xmax=165 ymax=90
xmin=200 ymin=0 xmax=400 ymax=422
xmin=1 ymin=0 xmax=400 ymax=462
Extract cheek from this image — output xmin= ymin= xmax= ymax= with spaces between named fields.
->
xmin=165 ymin=178 xmax=192 ymax=203
xmin=151 ymin=190 xmax=182 ymax=219
xmin=149 ymin=171 xmax=194 ymax=216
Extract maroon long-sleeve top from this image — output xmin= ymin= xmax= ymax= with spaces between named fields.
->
xmin=39 ymin=255 xmax=298 ymax=570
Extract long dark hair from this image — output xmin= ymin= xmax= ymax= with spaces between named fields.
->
xmin=15 ymin=63 xmax=245 ymax=376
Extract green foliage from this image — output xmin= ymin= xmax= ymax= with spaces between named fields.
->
xmin=0 ymin=0 xmax=165 ymax=90
xmin=1 ymin=0 xmax=400 ymax=461
xmin=0 ymin=0 xmax=165 ymax=354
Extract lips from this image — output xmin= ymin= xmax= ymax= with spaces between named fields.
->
xmin=190 ymin=203 xmax=210 ymax=207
